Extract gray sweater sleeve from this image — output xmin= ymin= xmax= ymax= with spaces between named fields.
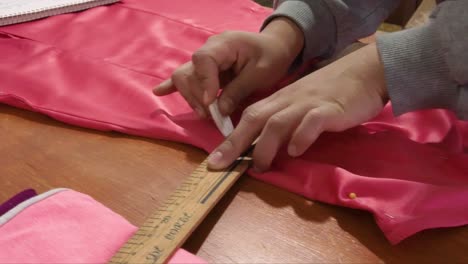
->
xmin=261 ymin=0 xmax=400 ymax=61
xmin=376 ymin=0 xmax=468 ymax=119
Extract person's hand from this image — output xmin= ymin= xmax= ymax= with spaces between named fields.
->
xmin=207 ymin=43 xmax=389 ymax=171
xmin=153 ymin=18 xmax=304 ymax=117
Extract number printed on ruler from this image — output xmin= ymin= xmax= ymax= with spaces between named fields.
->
xmin=110 ymin=155 xmax=251 ymax=264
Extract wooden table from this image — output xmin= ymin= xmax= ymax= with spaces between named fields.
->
xmin=1 ymin=104 xmax=467 ymax=263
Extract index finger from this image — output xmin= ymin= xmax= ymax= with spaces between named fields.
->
xmin=191 ymin=39 xmax=236 ymax=106
xmin=207 ymin=99 xmax=286 ymax=170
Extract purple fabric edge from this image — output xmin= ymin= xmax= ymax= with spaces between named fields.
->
xmin=0 ymin=189 xmax=38 ymax=216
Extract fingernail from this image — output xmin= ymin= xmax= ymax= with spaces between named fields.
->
xmin=288 ymin=144 xmax=297 ymax=157
xmin=155 ymin=79 xmax=169 ymax=89
xmin=203 ymin=90 xmax=210 ymax=105
xmin=160 ymin=79 xmax=171 ymax=86
xmin=153 ymin=80 xmax=169 ymax=94
xmin=208 ymin=151 xmax=223 ymax=166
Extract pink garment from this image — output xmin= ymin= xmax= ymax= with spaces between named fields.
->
xmin=0 ymin=189 xmax=206 ymax=264
xmin=0 ymin=0 xmax=467 ymax=245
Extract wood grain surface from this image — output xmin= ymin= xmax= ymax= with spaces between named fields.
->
xmin=1 ymin=104 xmax=467 ymax=263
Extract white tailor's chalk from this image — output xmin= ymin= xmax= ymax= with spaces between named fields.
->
xmin=209 ymin=100 xmax=234 ymax=137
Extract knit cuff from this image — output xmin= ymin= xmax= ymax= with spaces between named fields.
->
xmin=261 ymin=0 xmax=335 ymax=64
xmin=376 ymin=24 xmax=463 ymax=118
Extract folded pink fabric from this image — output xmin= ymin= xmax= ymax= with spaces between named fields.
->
xmin=0 ymin=0 xmax=467 ymax=245
xmin=0 ymin=189 xmax=206 ymax=263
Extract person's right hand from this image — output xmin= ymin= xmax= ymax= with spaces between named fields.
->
xmin=153 ymin=17 xmax=304 ymax=118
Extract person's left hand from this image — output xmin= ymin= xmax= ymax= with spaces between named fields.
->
xmin=207 ymin=43 xmax=388 ymax=171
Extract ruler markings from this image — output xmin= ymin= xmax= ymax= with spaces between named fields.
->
xmin=109 ymin=145 xmax=254 ymax=264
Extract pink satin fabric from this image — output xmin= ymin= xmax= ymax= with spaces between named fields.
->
xmin=0 ymin=189 xmax=206 ymax=264
xmin=0 ymin=0 xmax=467 ymax=245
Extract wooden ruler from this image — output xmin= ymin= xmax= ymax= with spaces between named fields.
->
xmin=109 ymin=146 xmax=253 ymax=264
